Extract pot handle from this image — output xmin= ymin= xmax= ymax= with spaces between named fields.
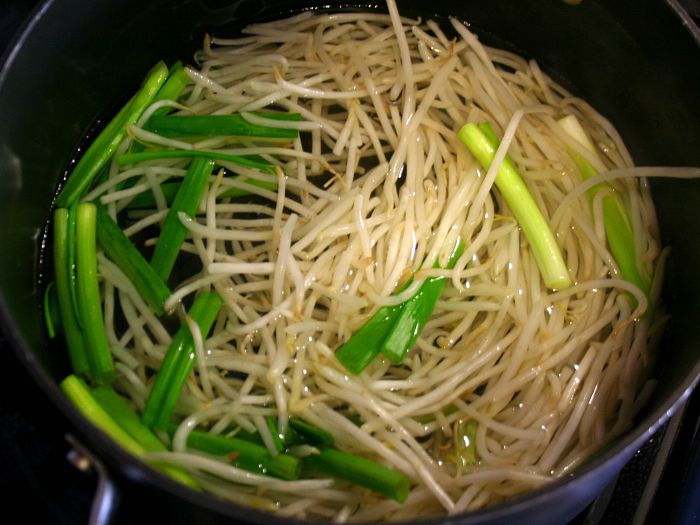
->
xmin=65 ymin=434 xmax=120 ymax=525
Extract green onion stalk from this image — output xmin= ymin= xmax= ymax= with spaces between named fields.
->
xmin=459 ymin=122 xmax=571 ymax=290
xmin=557 ymin=115 xmax=650 ymax=309
xmin=56 ymin=62 xmax=169 ymax=207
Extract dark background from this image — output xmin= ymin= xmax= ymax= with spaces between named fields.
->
xmin=0 ymin=1 xmax=90 ymax=521
xmin=0 ymin=1 xmax=698 ymax=524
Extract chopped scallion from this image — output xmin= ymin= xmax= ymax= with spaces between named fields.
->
xmin=144 ymin=113 xmax=301 ymax=139
xmin=53 ymin=208 xmax=89 ymax=376
xmin=141 ymin=291 xmax=222 ymax=429
xmin=459 ymin=122 xmax=571 ymax=290
xmin=150 ymin=157 xmax=215 ymax=282
xmin=117 ymin=148 xmax=275 ymax=173
xmin=126 ymin=178 xmax=278 ymax=209
xmin=95 ymin=203 xmax=172 ymax=315
xmin=75 ymin=203 xmax=114 ymax=385
xmin=380 ymin=239 xmax=464 ymax=364
xmin=557 ymin=115 xmax=650 ymax=307
xmin=165 ymin=424 xmax=302 ymax=480
xmin=56 ymin=62 xmax=169 ymax=207
xmin=304 ymin=448 xmax=410 ymax=503
xmin=43 ymin=281 xmax=59 ymax=338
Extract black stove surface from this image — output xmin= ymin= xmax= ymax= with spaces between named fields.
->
xmin=0 ymin=1 xmax=699 ymax=524
xmin=0 ymin=332 xmax=92 ymax=523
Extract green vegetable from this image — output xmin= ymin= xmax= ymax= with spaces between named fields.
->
xmin=332 ymin=303 xmax=403 ymax=374
xmin=289 ymin=418 xmax=334 ymax=447
xmin=125 ymin=62 xmax=193 ymax=159
xmin=126 ymin=178 xmax=278 ymax=209
xmin=557 ymin=115 xmax=650 ymax=307
xmin=53 ymin=209 xmax=89 ymax=376
xmin=336 ymin=238 xmax=463 ymax=373
xmin=266 ymin=416 xmax=286 ymax=453
xmin=62 ymin=377 xmax=198 ymax=488
xmin=221 ymin=418 xmax=407 ymax=499
xmin=141 ymin=292 xmax=223 ymax=429
xmin=75 ymin=203 xmax=114 ymax=385
xmin=304 ymin=448 xmax=410 ymax=503
xmin=95 ymin=203 xmax=172 ymax=315
xmin=151 ymin=62 xmax=191 ymax=117
xmin=66 ymin=201 xmax=81 ymax=326
xmin=454 ymin=419 xmax=478 ymax=468
xmin=205 ymin=417 xmax=333 ymax=449
xmin=56 ymin=62 xmax=169 ymax=207
xmin=459 ymin=122 xmax=571 ymax=290
xmin=117 ymin=148 xmax=275 ymax=173
xmin=144 ymin=113 xmax=301 ymax=139
xmin=92 ymin=386 xmax=166 ymax=451
xmin=150 ymin=157 xmax=215 ymax=282
xmin=165 ymin=424 xmax=302 ymax=480
xmin=379 ymin=282 xmax=445 ymax=365
xmin=61 ymin=375 xmax=143 ymax=456
xmin=380 ymin=239 xmax=464 ymax=364
xmin=43 ymin=281 xmax=59 ymax=338
xmin=90 ymin=386 xmax=200 ymax=489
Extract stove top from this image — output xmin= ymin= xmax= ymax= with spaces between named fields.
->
xmin=1 ymin=1 xmax=699 ymax=524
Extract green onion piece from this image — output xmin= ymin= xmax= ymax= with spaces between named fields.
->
xmin=337 ymin=239 xmax=463 ymax=373
xmin=335 ymin=269 xmax=425 ymax=375
xmin=150 ymin=157 xmax=215 ymax=282
xmin=43 ymin=281 xmax=59 ymax=338
xmin=601 ymin=193 xmax=651 ymax=306
xmin=380 ymin=238 xmax=464 ymax=364
xmin=90 ymin=386 xmax=199 ymax=489
xmin=122 ymin=61 xmax=192 ymax=178
xmin=66 ymin=201 xmax=81 ymax=326
xmin=75 ymin=203 xmax=114 ymax=385
xmin=235 ymin=428 xmax=267 ymax=445
xmin=61 ymin=375 xmax=143 ymax=456
xmin=144 ymin=113 xmax=300 ymax=139
xmin=289 ymin=418 xmax=335 ymax=447
xmin=56 ymin=61 xmax=169 ymax=207
xmin=126 ymin=177 xmax=277 ymax=209
xmin=63 ymin=377 xmax=197 ymax=489
xmin=151 ymin=62 xmax=190 ymax=117
xmin=142 ymin=292 xmax=222 ymax=429
xmin=304 ymin=448 xmax=410 ymax=503
xmin=459 ymin=122 xmax=571 ymax=290
xmin=53 ymin=209 xmax=90 ymax=376
xmin=557 ymin=115 xmax=650 ymax=307
xmin=225 ymin=426 xmax=267 ymax=446
xmin=117 ymin=149 xmax=275 ymax=173
xmin=476 ymin=121 xmax=502 ymax=150
xmin=92 ymin=386 xmax=167 ymax=451
xmin=165 ymin=424 xmax=302 ymax=480
xmin=266 ymin=416 xmax=286 ymax=453
xmin=334 ymin=304 xmax=403 ymax=374
xmin=454 ymin=419 xmax=478 ymax=468
xmin=125 ymin=62 xmax=193 ymax=158
xmin=95 ymin=203 xmax=171 ymax=315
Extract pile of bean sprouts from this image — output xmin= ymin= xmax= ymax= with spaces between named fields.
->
xmin=89 ymin=0 xmax=682 ymax=520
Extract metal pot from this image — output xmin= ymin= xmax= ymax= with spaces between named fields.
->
xmin=0 ymin=0 xmax=698 ymax=523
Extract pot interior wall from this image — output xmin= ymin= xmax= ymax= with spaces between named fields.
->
xmin=0 ymin=0 xmax=698 ymax=522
